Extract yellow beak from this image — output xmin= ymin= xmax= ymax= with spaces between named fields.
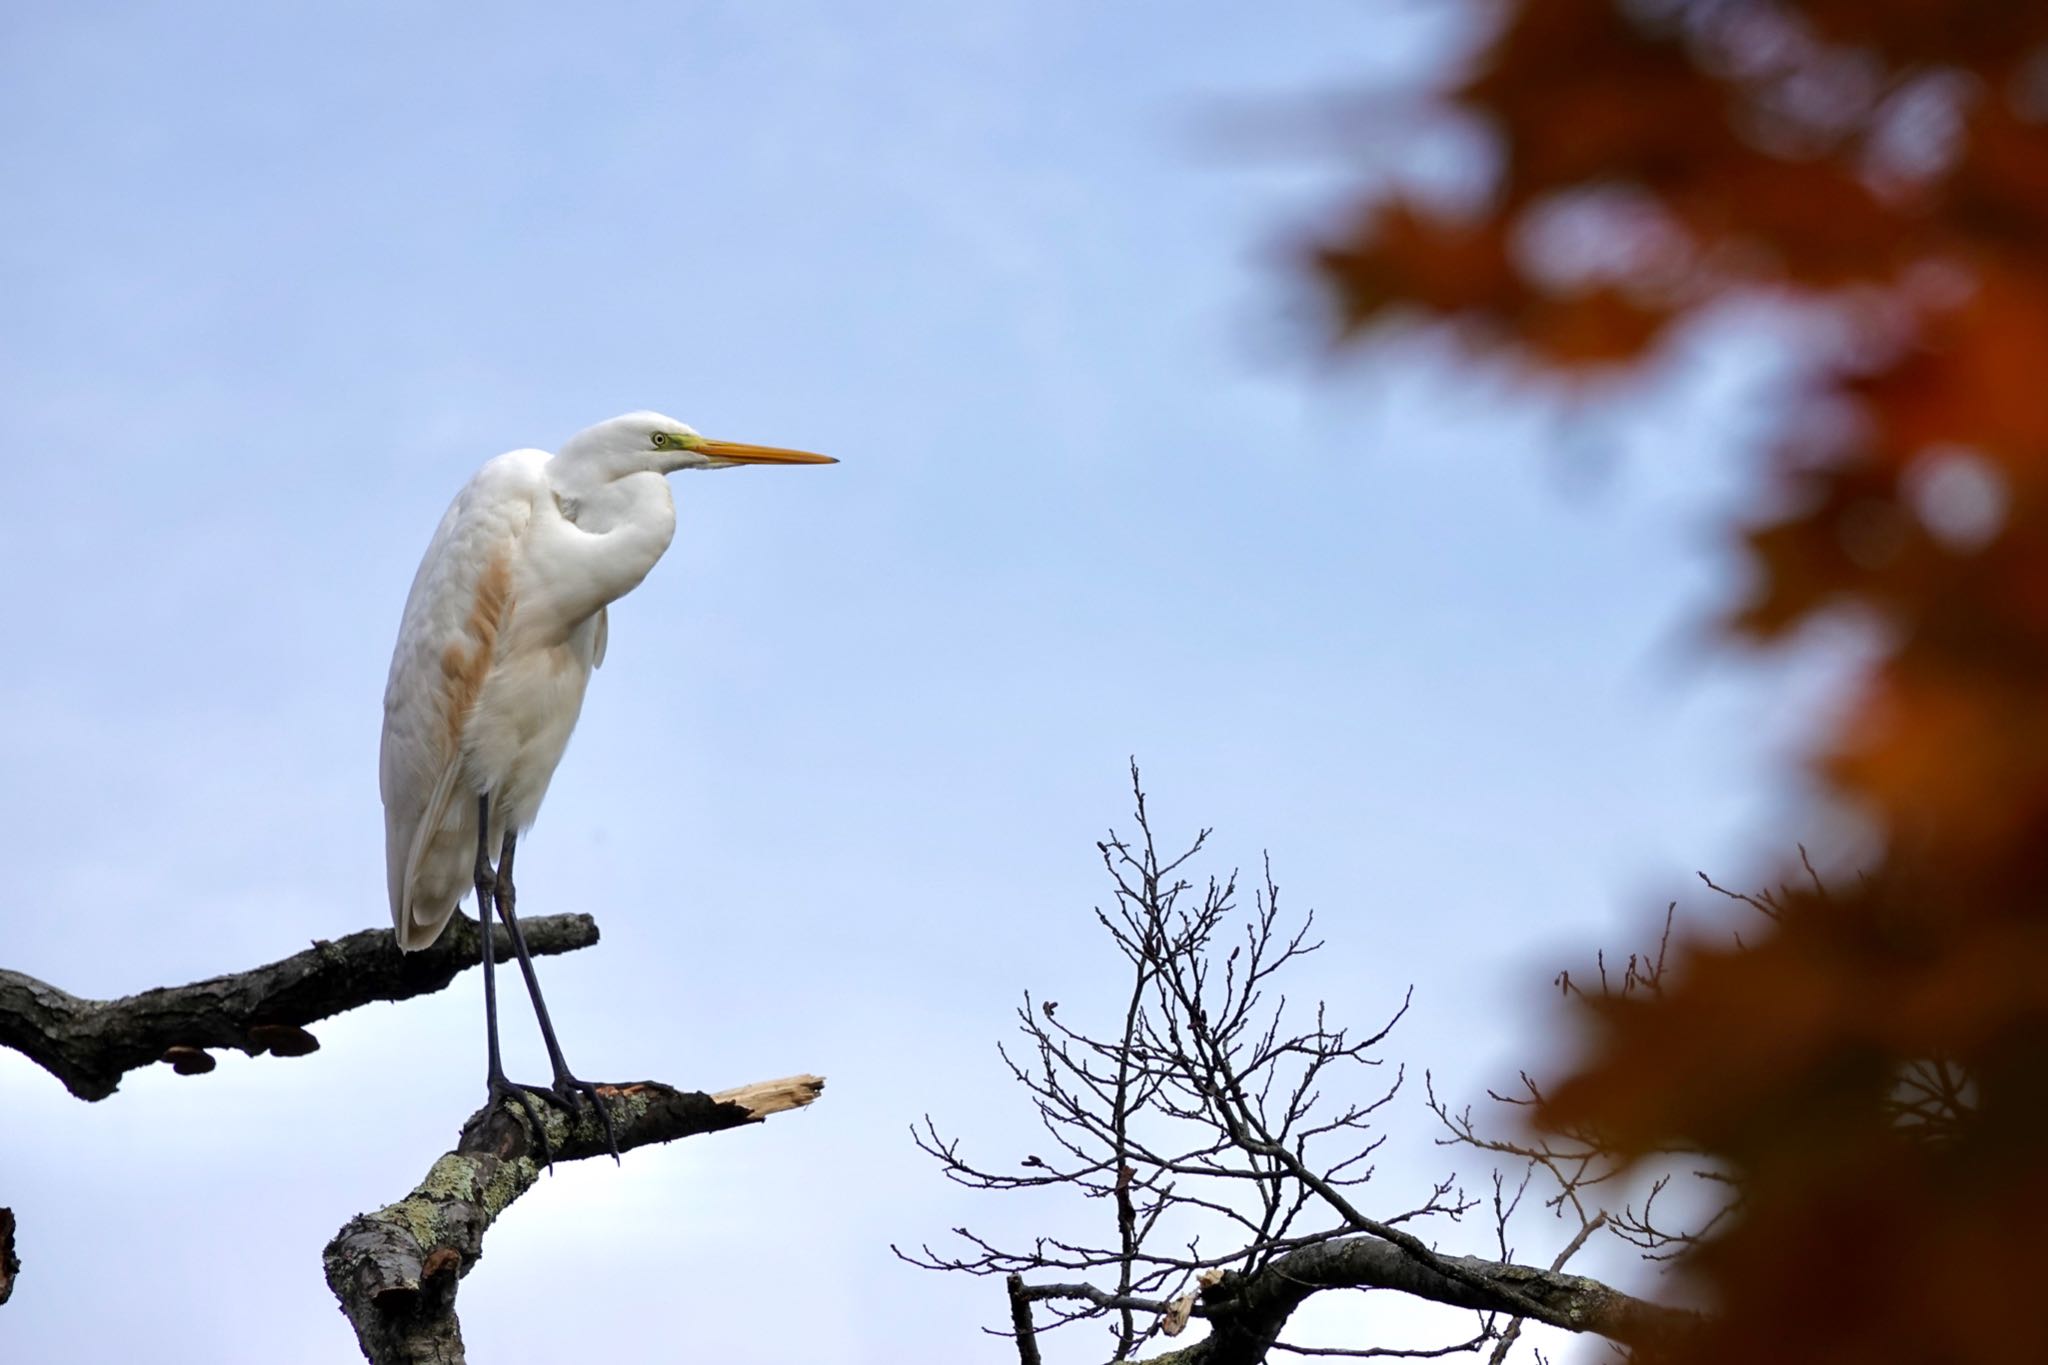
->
xmin=689 ymin=437 xmax=837 ymax=465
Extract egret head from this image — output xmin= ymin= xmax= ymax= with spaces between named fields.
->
xmin=561 ymin=411 xmax=835 ymax=477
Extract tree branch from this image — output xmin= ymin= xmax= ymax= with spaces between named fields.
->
xmin=1008 ymin=1273 xmax=1046 ymax=1365
xmin=1123 ymin=1234 xmax=1697 ymax=1365
xmin=0 ymin=913 xmax=600 ymax=1101
xmin=324 ymin=1073 xmax=825 ymax=1365
xmin=0 ymin=1207 xmax=17 ymax=1307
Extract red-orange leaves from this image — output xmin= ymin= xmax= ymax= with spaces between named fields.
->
xmin=1851 ymin=273 xmax=2048 ymax=465
xmin=1315 ymin=199 xmax=1522 ymax=327
xmin=1306 ymin=3 xmax=2048 ymax=1361
xmin=1467 ymin=0 xmax=1736 ymax=195
xmin=1313 ymin=197 xmax=1677 ymax=366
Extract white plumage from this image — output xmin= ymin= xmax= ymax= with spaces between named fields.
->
xmin=380 ymin=411 xmax=835 ymax=952
xmin=381 ymin=448 xmax=610 ymax=948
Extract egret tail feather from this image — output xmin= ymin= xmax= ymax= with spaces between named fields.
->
xmin=397 ymin=757 xmax=470 ymax=950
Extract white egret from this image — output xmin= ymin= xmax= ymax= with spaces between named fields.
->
xmin=380 ymin=411 xmax=835 ymax=1154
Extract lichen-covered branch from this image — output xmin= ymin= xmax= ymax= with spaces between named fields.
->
xmin=0 ymin=913 xmax=599 ymax=1101
xmin=323 ymin=1074 xmax=823 ymax=1365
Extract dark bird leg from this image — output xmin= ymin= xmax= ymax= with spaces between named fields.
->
xmin=475 ymin=794 xmax=551 ymax=1163
xmin=494 ymin=826 xmax=622 ymax=1161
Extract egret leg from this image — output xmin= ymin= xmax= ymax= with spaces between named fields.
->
xmin=494 ymin=827 xmax=622 ymax=1161
xmin=476 ymin=794 xmax=551 ymax=1163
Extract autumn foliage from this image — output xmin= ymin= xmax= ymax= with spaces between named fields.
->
xmin=1311 ymin=2 xmax=2048 ymax=1361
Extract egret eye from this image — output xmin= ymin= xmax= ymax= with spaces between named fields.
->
xmin=652 ymin=431 xmax=670 ymax=449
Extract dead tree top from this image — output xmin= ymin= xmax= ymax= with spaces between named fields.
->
xmin=326 ymin=1074 xmax=825 ymax=1365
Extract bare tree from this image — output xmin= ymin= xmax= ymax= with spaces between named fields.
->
xmin=899 ymin=768 xmax=1697 ymax=1364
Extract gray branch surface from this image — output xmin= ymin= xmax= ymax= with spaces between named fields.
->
xmin=1129 ymin=1235 xmax=1699 ymax=1364
xmin=0 ymin=1207 xmax=17 ymax=1306
xmin=324 ymin=1074 xmax=825 ymax=1365
xmin=0 ymin=913 xmax=599 ymax=1100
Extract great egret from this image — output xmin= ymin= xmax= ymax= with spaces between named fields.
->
xmin=380 ymin=411 xmax=835 ymax=1155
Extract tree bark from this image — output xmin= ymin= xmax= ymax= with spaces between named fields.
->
xmin=323 ymin=1074 xmax=824 ymax=1365
xmin=0 ymin=913 xmax=598 ymax=1101
xmin=1136 ymin=1235 xmax=1699 ymax=1364
xmin=0 ymin=1207 xmax=17 ymax=1307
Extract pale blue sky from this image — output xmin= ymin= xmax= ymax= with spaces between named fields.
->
xmin=2 ymin=3 xmax=1830 ymax=1361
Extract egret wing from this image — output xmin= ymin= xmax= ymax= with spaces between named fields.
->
xmin=380 ymin=450 xmax=545 ymax=949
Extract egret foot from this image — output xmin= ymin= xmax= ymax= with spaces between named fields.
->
xmin=487 ymin=1071 xmax=559 ymax=1168
xmin=551 ymin=1073 xmax=622 ymax=1162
